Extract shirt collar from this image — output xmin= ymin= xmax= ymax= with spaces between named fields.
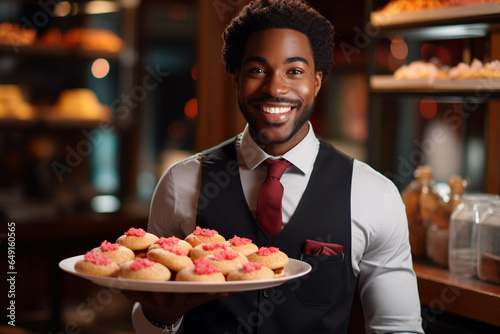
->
xmin=237 ymin=122 xmax=320 ymax=176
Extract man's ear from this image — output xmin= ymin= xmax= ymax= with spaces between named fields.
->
xmin=314 ymin=71 xmax=323 ymax=97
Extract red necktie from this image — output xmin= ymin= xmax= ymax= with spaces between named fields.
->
xmin=256 ymin=159 xmax=291 ymax=237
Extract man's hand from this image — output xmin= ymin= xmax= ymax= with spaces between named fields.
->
xmin=123 ymin=290 xmax=231 ymax=324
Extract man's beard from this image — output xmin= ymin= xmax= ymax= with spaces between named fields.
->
xmin=239 ymin=97 xmax=316 ymax=145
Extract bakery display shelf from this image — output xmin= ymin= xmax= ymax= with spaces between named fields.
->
xmin=0 ymin=117 xmax=111 ymax=129
xmin=0 ymin=118 xmax=38 ymax=128
xmin=0 ymin=43 xmax=121 ymax=60
xmin=413 ymin=261 xmax=500 ymax=327
xmin=371 ymin=3 xmax=500 ymax=29
xmin=370 ymin=75 xmax=500 ymax=94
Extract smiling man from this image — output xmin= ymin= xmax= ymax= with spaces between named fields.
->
xmin=130 ymin=1 xmax=424 ymax=333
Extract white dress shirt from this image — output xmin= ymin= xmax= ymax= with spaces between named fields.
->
xmin=133 ymin=123 xmax=424 ymax=334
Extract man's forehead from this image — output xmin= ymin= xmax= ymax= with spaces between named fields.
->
xmin=242 ymin=28 xmax=313 ymax=59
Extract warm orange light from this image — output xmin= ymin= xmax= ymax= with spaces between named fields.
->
xmin=191 ymin=63 xmax=198 ymax=81
xmin=91 ymin=58 xmax=109 ymax=79
xmin=390 ymin=35 xmax=408 ymax=60
xmin=184 ymin=98 xmax=198 ymax=119
xmin=436 ymin=46 xmax=451 ymax=65
xmin=420 ymin=98 xmax=437 ymax=119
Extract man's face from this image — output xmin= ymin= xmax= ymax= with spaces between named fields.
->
xmin=236 ymin=28 xmax=322 ymax=155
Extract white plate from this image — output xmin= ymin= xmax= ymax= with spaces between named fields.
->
xmin=59 ymin=255 xmax=312 ymax=293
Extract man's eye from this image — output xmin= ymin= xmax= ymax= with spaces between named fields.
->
xmin=289 ymin=69 xmax=303 ymax=75
xmin=249 ymin=68 xmax=265 ymax=74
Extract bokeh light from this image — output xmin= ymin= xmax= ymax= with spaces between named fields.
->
xmin=91 ymin=58 xmax=110 ymax=79
xmin=420 ymin=98 xmax=437 ymax=119
xmin=390 ymin=35 xmax=408 ymax=60
xmin=184 ymin=98 xmax=198 ymax=119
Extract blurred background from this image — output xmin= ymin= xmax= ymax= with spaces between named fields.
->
xmin=0 ymin=0 xmax=499 ymax=333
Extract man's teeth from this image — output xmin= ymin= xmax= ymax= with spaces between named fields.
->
xmin=261 ymin=105 xmax=292 ymax=114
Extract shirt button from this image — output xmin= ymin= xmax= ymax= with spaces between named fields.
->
xmin=262 ymin=288 xmax=274 ymax=298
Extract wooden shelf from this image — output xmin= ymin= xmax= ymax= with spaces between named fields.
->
xmin=413 ymin=261 xmax=500 ymax=327
xmin=371 ymin=3 xmax=500 ymax=29
xmin=370 ymin=75 xmax=500 ymax=94
xmin=0 ymin=43 xmax=122 ymax=60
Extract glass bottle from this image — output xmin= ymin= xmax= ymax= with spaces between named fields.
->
xmin=448 ymin=194 xmax=499 ymax=278
xmin=401 ymin=166 xmax=442 ymax=258
xmin=426 ymin=175 xmax=465 ymax=267
xmin=477 ymin=200 xmax=500 ymax=284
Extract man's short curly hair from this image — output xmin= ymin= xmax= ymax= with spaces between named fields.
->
xmin=222 ymin=0 xmax=334 ymax=81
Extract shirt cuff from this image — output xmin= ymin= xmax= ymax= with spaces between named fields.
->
xmin=132 ymin=302 xmax=183 ymax=334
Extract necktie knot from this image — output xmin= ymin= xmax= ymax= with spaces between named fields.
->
xmin=264 ymin=159 xmax=291 ymax=179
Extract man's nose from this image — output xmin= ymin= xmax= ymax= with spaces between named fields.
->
xmin=262 ymin=73 xmax=288 ymax=96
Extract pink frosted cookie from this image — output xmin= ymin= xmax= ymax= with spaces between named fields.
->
xmin=75 ymin=251 xmax=119 ymax=277
xmin=175 ymin=258 xmax=225 ymax=282
xmin=91 ymin=240 xmax=135 ymax=265
xmin=190 ymin=242 xmax=229 ymax=261
xmin=115 ymin=227 xmax=159 ymax=251
xmin=225 ymin=235 xmax=259 ymax=256
xmin=247 ymin=247 xmax=289 ymax=278
xmin=147 ymin=245 xmax=194 ymax=273
xmin=227 ymin=262 xmax=275 ymax=281
xmin=184 ymin=226 xmax=226 ymax=247
xmin=119 ymin=258 xmax=171 ymax=281
xmin=206 ymin=249 xmax=249 ymax=276
xmin=148 ymin=236 xmax=193 ymax=255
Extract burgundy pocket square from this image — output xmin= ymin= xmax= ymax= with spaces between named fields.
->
xmin=303 ymin=239 xmax=343 ymax=256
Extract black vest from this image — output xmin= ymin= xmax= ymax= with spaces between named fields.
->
xmin=184 ymin=137 xmax=357 ymax=334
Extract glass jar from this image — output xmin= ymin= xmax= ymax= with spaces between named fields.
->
xmin=477 ymin=200 xmax=500 ymax=284
xmin=448 ymin=194 xmax=499 ymax=278
xmin=401 ymin=166 xmax=442 ymax=258
xmin=426 ymin=175 xmax=465 ymax=267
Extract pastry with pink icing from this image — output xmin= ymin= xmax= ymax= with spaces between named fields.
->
xmin=206 ymin=249 xmax=249 ymax=276
xmin=227 ymin=262 xmax=275 ymax=281
xmin=119 ymin=258 xmax=171 ymax=281
xmin=147 ymin=244 xmax=194 ymax=273
xmin=91 ymin=240 xmax=135 ymax=265
xmin=115 ymin=227 xmax=159 ymax=252
xmin=74 ymin=251 xmax=120 ymax=277
xmin=148 ymin=236 xmax=193 ymax=255
xmin=175 ymin=258 xmax=226 ymax=282
xmin=225 ymin=235 xmax=259 ymax=256
xmin=184 ymin=226 xmax=226 ymax=247
xmin=247 ymin=247 xmax=289 ymax=278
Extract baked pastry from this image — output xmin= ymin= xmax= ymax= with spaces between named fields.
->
xmin=148 ymin=236 xmax=193 ymax=255
xmin=226 ymin=236 xmax=259 ymax=256
xmin=147 ymin=245 xmax=194 ymax=273
xmin=247 ymin=247 xmax=289 ymax=278
xmin=0 ymin=85 xmax=35 ymax=120
xmin=190 ymin=242 xmax=228 ymax=261
xmin=175 ymin=258 xmax=226 ymax=282
xmin=74 ymin=251 xmax=119 ymax=277
xmin=483 ymin=60 xmax=500 ymax=79
xmin=184 ymin=226 xmax=226 ymax=247
xmin=119 ymin=258 xmax=171 ymax=281
xmin=394 ymin=59 xmax=449 ymax=79
xmin=53 ymin=88 xmax=112 ymax=120
xmin=449 ymin=58 xmax=485 ymax=79
xmin=378 ymin=0 xmax=447 ymax=14
xmin=0 ymin=22 xmax=36 ymax=46
xmin=227 ymin=262 xmax=275 ymax=281
xmin=91 ymin=240 xmax=135 ymax=265
xmin=206 ymin=249 xmax=249 ymax=276
xmin=116 ymin=228 xmax=159 ymax=251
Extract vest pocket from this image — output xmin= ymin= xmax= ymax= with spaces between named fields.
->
xmin=295 ymin=252 xmax=346 ymax=305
